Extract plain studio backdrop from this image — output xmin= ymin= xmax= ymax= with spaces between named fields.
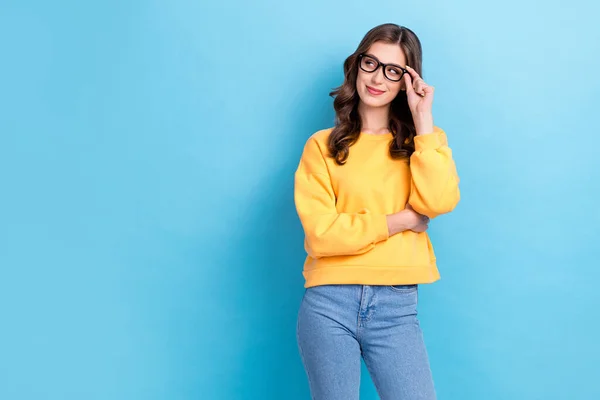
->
xmin=1 ymin=1 xmax=599 ymax=399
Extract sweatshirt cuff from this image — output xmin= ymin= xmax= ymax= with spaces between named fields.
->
xmin=374 ymin=214 xmax=390 ymax=242
xmin=414 ymin=129 xmax=442 ymax=152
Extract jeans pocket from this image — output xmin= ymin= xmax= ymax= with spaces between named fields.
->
xmin=388 ymin=284 xmax=418 ymax=293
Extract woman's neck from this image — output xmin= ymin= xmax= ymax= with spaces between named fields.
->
xmin=358 ymin=102 xmax=390 ymax=134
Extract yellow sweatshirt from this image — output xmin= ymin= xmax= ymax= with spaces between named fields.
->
xmin=294 ymin=126 xmax=460 ymax=288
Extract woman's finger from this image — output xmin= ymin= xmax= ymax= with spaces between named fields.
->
xmin=421 ymin=85 xmax=434 ymax=99
xmin=414 ymin=79 xmax=427 ymax=97
xmin=405 ymin=65 xmax=422 ymax=82
xmin=403 ymin=72 xmax=415 ymax=96
xmin=406 ymin=66 xmax=430 ymax=97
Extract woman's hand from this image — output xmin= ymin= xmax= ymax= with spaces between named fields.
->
xmin=386 ymin=203 xmax=430 ymax=235
xmin=403 ymin=65 xmax=434 ymax=135
xmin=404 ymin=203 xmax=430 ymax=233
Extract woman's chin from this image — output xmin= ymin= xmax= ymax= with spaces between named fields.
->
xmin=359 ymin=96 xmax=390 ymax=108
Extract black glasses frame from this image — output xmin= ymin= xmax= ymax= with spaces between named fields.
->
xmin=358 ymin=53 xmax=408 ymax=82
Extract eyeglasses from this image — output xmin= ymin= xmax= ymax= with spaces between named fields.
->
xmin=358 ymin=53 xmax=407 ymax=82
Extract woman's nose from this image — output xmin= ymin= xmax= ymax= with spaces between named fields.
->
xmin=371 ymin=66 xmax=385 ymax=83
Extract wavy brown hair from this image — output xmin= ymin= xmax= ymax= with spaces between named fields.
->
xmin=328 ymin=23 xmax=424 ymax=165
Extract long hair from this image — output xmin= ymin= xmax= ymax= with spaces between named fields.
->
xmin=328 ymin=23 xmax=423 ymax=165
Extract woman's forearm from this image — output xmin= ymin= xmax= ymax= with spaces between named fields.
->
xmin=386 ymin=211 xmax=411 ymax=236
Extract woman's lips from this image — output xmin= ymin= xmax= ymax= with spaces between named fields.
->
xmin=366 ymin=86 xmax=385 ymax=95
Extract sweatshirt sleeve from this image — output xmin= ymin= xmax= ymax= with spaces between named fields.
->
xmin=294 ymin=136 xmax=390 ymax=258
xmin=408 ymin=126 xmax=461 ymax=219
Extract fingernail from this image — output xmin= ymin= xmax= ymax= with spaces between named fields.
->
xmin=406 ymin=65 xmax=411 ymax=68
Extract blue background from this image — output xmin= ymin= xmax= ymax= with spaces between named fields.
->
xmin=1 ymin=1 xmax=599 ymax=399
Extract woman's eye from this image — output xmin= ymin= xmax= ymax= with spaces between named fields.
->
xmin=388 ymin=68 xmax=400 ymax=75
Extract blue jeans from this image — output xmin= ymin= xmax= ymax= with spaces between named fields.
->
xmin=296 ymin=284 xmax=436 ymax=400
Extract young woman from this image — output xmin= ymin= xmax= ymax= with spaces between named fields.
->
xmin=294 ymin=23 xmax=460 ymax=399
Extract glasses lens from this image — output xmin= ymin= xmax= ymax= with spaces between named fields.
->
xmin=360 ymin=56 xmax=378 ymax=72
xmin=384 ymin=66 xmax=403 ymax=82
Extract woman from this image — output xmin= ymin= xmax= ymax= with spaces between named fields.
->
xmin=294 ymin=23 xmax=460 ymax=399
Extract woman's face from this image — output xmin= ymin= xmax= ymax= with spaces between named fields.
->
xmin=356 ymin=41 xmax=407 ymax=109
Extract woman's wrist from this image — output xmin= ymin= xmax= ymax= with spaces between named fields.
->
xmin=386 ymin=211 xmax=409 ymax=236
xmin=414 ymin=112 xmax=434 ymax=135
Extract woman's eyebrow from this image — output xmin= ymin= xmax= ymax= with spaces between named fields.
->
xmin=364 ymin=53 xmax=403 ymax=68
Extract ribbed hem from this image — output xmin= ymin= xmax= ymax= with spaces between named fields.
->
xmin=374 ymin=214 xmax=390 ymax=242
xmin=414 ymin=130 xmax=442 ymax=152
xmin=359 ymin=132 xmax=393 ymax=141
xmin=303 ymin=264 xmax=441 ymax=288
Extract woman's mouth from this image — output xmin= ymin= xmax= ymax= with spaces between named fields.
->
xmin=366 ymin=86 xmax=385 ymax=96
